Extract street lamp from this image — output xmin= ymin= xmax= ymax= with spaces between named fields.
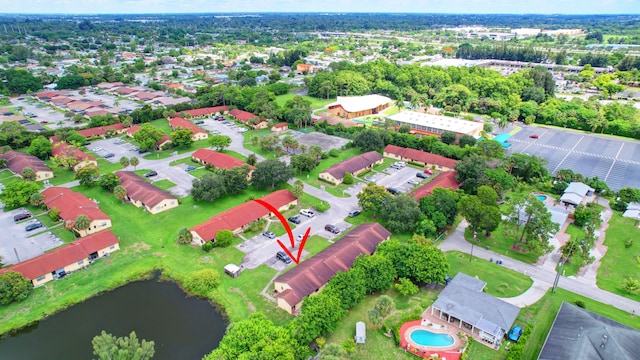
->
xmin=470 ymin=231 xmax=477 ymax=262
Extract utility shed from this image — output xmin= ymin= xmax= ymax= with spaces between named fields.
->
xmin=224 ymin=264 xmax=241 ymax=278
xmin=355 ymin=321 xmax=366 ymax=344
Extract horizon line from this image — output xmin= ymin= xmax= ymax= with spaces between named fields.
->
xmin=0 ymin=12 xmax=639 ymax=16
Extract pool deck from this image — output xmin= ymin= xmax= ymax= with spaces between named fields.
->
xmin=399 ymin=320 xmax=463 ymax=360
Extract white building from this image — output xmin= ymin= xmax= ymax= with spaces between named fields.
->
xmin=387 ymin=110 xmax=484 ymax=138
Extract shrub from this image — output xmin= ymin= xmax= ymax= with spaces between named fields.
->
xmin=214 ymin=229 xmax=233 ymax=247
xmin=321 ymin=152 xmax=329 ymax=159
xmin=329 ymin=149 xmax=340 ymax=157
xmin=316 ymin=202 xmax=331 ymax=213
xmin=395 ymin=277 xmax=419 ymax=296
xmin=183 ymin=269 xmax=220 ymax=296
xmin=176 ymin=228 xmax=193 ymax=245
xmin=574 ymin=300 xmax=586 ymax=308
xmin=342 ymin=172 xmax=354 ymax=185
xmin=247 ymin=219 xmax=266 ymax=232
xmin=49 ymin=207 xmax=61 ymax=221
xmin=202 ymin=242 xmax=214 ymax=252
xmin=624 ymin=239 xmax=633 ymax=248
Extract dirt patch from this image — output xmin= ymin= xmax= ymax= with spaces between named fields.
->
xmin=123 ymin=242 xmax=151 ymax=255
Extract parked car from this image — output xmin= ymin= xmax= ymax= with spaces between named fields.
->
xmin=416 ymin=172 xmax=430 ymax=179
xmin=348 ymin=210 xmax=361 ymax=217
xmin=14 ymin=213 xmax=32 ymax=222
xmin=325 ymin=224 xmax=340 ymax=234
xmin=363 ymin=175 xmax=376 ymax=182
xmin=144 ymin=171 xmax=158 ymax=178
xmin=390 ymin=161 xmax=406 ymax=169
xmin=237 ymin=128 xmax=248 ymax=133
xmin=424 ymin=169 xmax=434 ymax=175
xmin=262 ymin=231 xmax=276 ymax=239
xmin=276 ymin=251 xmax=292 ymax=264
xmin=529 ymin=134 xmax=539 ymax=139
xmin=386 ymin=187 xmax=400 ymax=195
xmin=300 ymin=209 xmax=315 ymax=218
xmin=25 ymin=222 xmax=43 ymax=232
xmin=103 ymin=153 xmax=115 ymax=158
xmin=508 ymin=325 xmax=523 ymax=342
xmin=408 ymin=179 xmax=420 ymax=185
xmin=194 ymin=120 xmax=205 ymax=125
xmin=296 ymin=233 xmax=304 ymax=242
xmin=137 ymin=149 xmax=149 ymax=154
xmin=185 ymin=165 xmax=196 ymax=172
xmin=288 ymin=216 xmax=301 ymax=224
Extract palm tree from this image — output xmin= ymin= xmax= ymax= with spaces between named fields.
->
xmin=129 ymin=157 xmax=139 ymax=170
xmin=114 ymin=185 xmax=127 ymax=204
xmin=497 ymin=117 xmax=509 ymax=132
xmin=74 ymin=214 xmax=91 ymax=235
xmin=119 ymin=156 xmax=130 ymax=169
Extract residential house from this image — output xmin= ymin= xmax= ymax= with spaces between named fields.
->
xmin=622 ymin=202 xmax=640 ymax=221
xmin=0 ymin=230 xmax=120 ymax=287
xmin=411 ymin=171 xmax=461 ymax=200
xmin=327 ymin=95 xmax=392 ymax=119
xmin=383 ymin=144 xmax=458 ymax=171
xmin=152 ymin=96 xmax=193 ymax=106
xmin=0 ymin=151 xmax=54 ymax=181
xmin=156 ymin=134 xmax=173 ymax=150
xmin=51 ymin=142 xmax=98 ymax=172
xmin=560 ymin=182 xmax=595 ymax=208
xmin=229 ymin=109 xmax=268 ymax=129
xmin=42 ymin=187 xmax=112 ymax=237
xmin=183 ymin=106 xmax=229 ymax=118
xmin=77 ymin=123 xmax=127 ymax=139
xmin=274 ymin=223 xmax=391 ymax=314
xmin=190 ymin=190 xmax=297 ymax=245
xmin=429 ymin=273 xmax=520 ymax=345
xmin=538 ymin=302 xmax=640 ymax=360
xmin=319 ymin=151 xmax=384 ymax=185
xmin=387 ymin=110 xmax=484 ymax=138
xmin=271 ymin=122 xmax=289 ymax=133
xmin=191 ymin=149 xmax=253 ymax=173
xmin=168 ymin=117 xmax=208 ymax=141
xmin=115 ymin=171 xmax=178 ymax=214
xmin=296 ymin=63 xmax=316 ymax=74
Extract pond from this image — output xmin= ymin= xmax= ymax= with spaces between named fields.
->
xmin=0 ymin=275 xmax=228 ymax=360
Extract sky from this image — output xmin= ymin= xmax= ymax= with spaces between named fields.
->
xmin=0 ymin=0 xmax=638 ymax=15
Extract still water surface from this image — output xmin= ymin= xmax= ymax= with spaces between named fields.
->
xmin=0 ymin=276 xmax=227 ymax=360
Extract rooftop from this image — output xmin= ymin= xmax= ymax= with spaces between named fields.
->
xmin=322 ymin=151 xmax=383 ymax=181
xmin=388 ymin=110 xmax=484 ymax=134
xmin=328 ymin=94 xmax=392 ymax=113
xmin=115 ymin=171 xmax=177 ymax=209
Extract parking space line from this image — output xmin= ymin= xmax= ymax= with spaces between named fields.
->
xmin=570 ymin=135 xmax=585 ymax=151
xmin=604 ymin=159 xmax=617 ymax=182
xmin=615 ymin=142 xmax=625 ymax=159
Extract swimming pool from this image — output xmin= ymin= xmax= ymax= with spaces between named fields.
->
xmin=410 ymin=329 xmax=455 ymax=347
xmin=536 ymin=195 xmax=547 ymax=201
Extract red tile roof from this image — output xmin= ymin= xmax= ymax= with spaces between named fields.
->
xmin=156 ymin=134 xmax=172 ymax=147
xmin=322 ymin=151 xmax=383 ymax=181
xmin=51 ymin=96 xmax=73 ymax=105
xmin=184 ymin=106 xmax=229 ymax=117
xmin=42 ymin=187 xmax=110 ymax=223
xmin=135 ymin=92 xmax=160 ymax=100
xmin=51 ymin=142 xmax=96 ymax=162
xmin=272 ymin=122 xmax=288 ymax=129
xmin=77 ymin=123 xmax=126 ymax=138
xmin=0 ymin=230 xmax=119 ymax=280
xmin=384 ymin=144 xmax=458 ymax=169
xmin=275 ymin=223 xmax=391 ymax=307
xmin=191 ymin=149 xmax=252 ymax=170
xmin=86 ymin=109 xmax=110 ymax=118
xmin=116 ymin=171 xmax=176 ymax=209
xmin=0 ymin=150 xmax=52 ymax=174
xmin=36 ymin=90 xmax=68 ymax=100
xmin=229 ymin=109 xmax=258 ymax=123
xmin=411 ymin=171 xmax=461 ymax=200
xmin=168 ymin=117 xmax=206 ymax=134
xmin=126 ymin=125 xmax=141 ymax=136
xmin=191 ymin=190 xmax=297 ymax=242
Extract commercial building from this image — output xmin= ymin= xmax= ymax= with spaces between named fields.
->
xmin=327 ymin=95 xmax=392 ymax=119
xmin=387 ymin=111 xmax=484 ymax=138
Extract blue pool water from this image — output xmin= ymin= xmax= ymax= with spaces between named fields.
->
xmin=410 ymin=330 xmax=455 ymax=347
xmin=536 ymin=195 xmax=547 ymax=201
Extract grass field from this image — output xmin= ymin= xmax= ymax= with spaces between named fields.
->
xmin=597 ymin=213 xmax=640 ymax=302
xmin=152 ymin=179 xmax=176 ymax=190
xmin=445 ymin=251 xmax=533 ymax=298
xmin=464 ymin=224 xmax=540 ymax=264
xmin=295 ymin=147 xmax=362 ymax=198
xmin=274 ymin=94 xmax=335 ymax=110
xmin=561 ymin=224 xmax=588 ymax=277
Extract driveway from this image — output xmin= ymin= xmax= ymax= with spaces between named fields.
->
xmin=366 ymin=165 xmax=427 ymax=194
xmin=0 ymin=208 xmax=63 ymax=265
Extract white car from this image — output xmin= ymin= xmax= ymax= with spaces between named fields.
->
xmin=237 ymin=128 xmax=248 ymax=133
xmin=300 ymin=209 xmax=315 ymax=218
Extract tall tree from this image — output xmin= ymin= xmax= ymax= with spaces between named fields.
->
xmin=209 ymin=135 xmax=232 ymax=151
xmin=92 ymin=331 xmax=155 ymax=360
xmin=119 ymin=156 xmax=130 ymax=169
xmin=170 ymin=128 xmax=194 ymax=148
xmin=129 ymin=156 xmax=139 ymax=170
xmin=352 ymin=129 xmax=384 ymax=152
xmin=0 ymin=271 xmax=33 ymax=305
xmin=251 ymin=159 xmax=293 ymax=189
xmin=114 ymin=185 xmax=127 ymax=204
xmin=75 ymin=165 xmax=100 ymax=187
xmin=74 ymin=214 xmax=91 ymax=233
xmin=27 ymin=136 xmax=52 ymax=160
xmin=357 ymin=184 xmax=392 ymax=217
xmin=133 ymin=124 xmax=163 ymax=152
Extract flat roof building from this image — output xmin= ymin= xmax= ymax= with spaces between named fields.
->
xmin=388 ymin=111 xmax=484 ymax=138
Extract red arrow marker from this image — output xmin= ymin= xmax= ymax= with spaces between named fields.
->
xmin=253 ymin=199 xmax=310 ymax=264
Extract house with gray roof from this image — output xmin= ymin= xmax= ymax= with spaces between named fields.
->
xmin=560 ymin=182 xmax=594 ymax=207
xmin=318 ymin=151 xmax=383 ymax=185
xmin=538 ymin=302 xmax=640 ymax=360
xmin=622 ymin=202 xmax=640 ymax=221
xmin=428 ymin=273 xmax=520 ymax=345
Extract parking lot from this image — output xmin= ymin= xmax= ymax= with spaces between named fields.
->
xmin=10 ymin=97 xmax=78 ymax=131
xmin=88 ymin=137 xmax=140 ymax=163
xmin=0 ymin=208 xmax=64 ymax=265
xmin=507 ymin=125 xmax=640 ymax=191
xmin=290 ymin=131 xmax=350 ymax=152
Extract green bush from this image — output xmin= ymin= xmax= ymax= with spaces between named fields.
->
xmin=48 ymin=207 xmax=61 ymax=221
xmin=321 ymin=152 xmax=329 ymax=159
xmin=506 ymin=324 xmax=532 ymax=360
xmin=574 ymin=300 xmax=586 ymax=308
xmin=183 ymin=269 xmax=220 ymax=296
xmin=316 ymin=202 xmax=331 ymax=213
xmin=329 ymin=149 xmax=340 ymax=157
xmin=624 ymin=239 xmax=633 ymax=248
xmin=214 ymin=229 xmax=233 ymax=247
xmin=202 ymin=241 xmax=214 ymax=252
xmin=342 ymin=172 xmax=354 ymax=185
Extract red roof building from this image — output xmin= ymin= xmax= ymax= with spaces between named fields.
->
xmin=168 ymin=117 xmax=208 ymax=140
xmin=190 ymin=190 xmax=297 ymax=245
xmin=0 ymin=151 xmax=53 ymax=181
xmin=51 ymin=142 xmax=97 ymax=172
xmin=383 ymin=144 xmax=458 ymax=171
xmin=274 ymin=223 xmax=391 ymax=314
xmin=41 ymin=187 xmax=112 ymax=237
xmin=77 ymin=123 xmax=126 ymax=138
xmin=191 ymin=149 xmax=253 ymax=170
xmin=0 ymin=230 xmax=120 ymax=287
xmin=411 ymin=171 xmax=461 ymax=200
xmin=116 ymin=171 xmax=178 ymax=214
xmin=126 ymin=125 xmax=142 ymax=137
xmin=184 ymin=106 xmax=229 ymax=118
xmin=229 ymin=109 xmax=259 ymax=123
xmin=319 ymin=151 xmax=384 ymax=185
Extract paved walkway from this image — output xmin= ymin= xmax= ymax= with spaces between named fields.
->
xmin=439 ymin=220 xmax=640 ymax=314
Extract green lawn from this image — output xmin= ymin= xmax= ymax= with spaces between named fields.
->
xmin=295 ymin=148 xmax=363 ymax=198
xmin=561 ymin=224 xmax=588 ymax=277
xmin=46 ymin=164 xmax=77 ymax=186
xmin=152 ymin=179 xmax=176 ymax=190
xmin=150 ymin=118 xmax=173 ymax=135
xmin=464 ymin=224 xmax=540 ymax=264
xmin=274 ymin=94 xmax=335 ymax=110
xmin=445 ymin=251 xmax=533 ymax=298
xmin=142 ymin=139 xmax=211 ymax=160
xmin=169 ymin=156 xmax=198 ymax=166
xmin=242 ymin=129 xmax=281 ymax=159
xmin=0 ymin=169 xmax=20 ymax=186
xmin=597 ymin=213 xmax=640 ymax=302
